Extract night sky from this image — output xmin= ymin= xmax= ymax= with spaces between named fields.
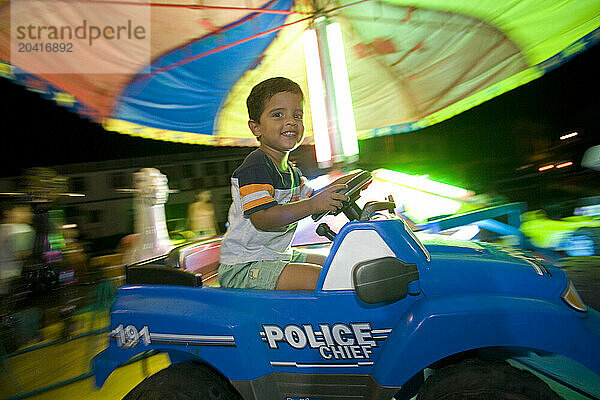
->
xmin=1 ymin=43 xmax=599 ymax=198
xmin=0 ymin=79 xmax=219 ymax=178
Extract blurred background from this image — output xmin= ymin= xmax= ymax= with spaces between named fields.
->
xmin=1 ymin=42 xmax=598 ymax=255
xmin=0 ymin=1 xmax=598 ymax=398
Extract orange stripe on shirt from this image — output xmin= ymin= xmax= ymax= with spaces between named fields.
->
xmin=243 ymin=196 xmax=275 ymax=212
xmin=239 ymin=183 xmax=274 ymax=198
xmin=300 ymin=179 xmax=313 ymax=197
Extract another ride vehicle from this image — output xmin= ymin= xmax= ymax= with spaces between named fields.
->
xmin=92 ymin=171 xmax=600 ymax=400
xmin=521 ymin=209 xmax=600 ymax=257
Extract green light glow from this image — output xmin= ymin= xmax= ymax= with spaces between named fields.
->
xmin=326 ymin=22 xmax=359 ymax=158
xmin=373 ymin=169 xmax=471 ymax=199
xmin=360 ymin=176 xmax=464 ymax=222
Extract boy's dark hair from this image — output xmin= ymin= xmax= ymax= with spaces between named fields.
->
xmin=246 ymin=77 xmax=304 ymax=122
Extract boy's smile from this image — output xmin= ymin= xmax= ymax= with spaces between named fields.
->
xmin=249 ymin=91 xmax=305 ymax=167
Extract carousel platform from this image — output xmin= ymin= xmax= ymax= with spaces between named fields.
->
xmin=1 ymin=258 xmax=599 ymax=400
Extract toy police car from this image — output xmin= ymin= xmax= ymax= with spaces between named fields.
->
xmin=93 ymin=171 xmax=599 ymax=400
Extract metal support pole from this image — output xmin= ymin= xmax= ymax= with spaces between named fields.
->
xmin=314 ymin=17 xmax=344 ymax=164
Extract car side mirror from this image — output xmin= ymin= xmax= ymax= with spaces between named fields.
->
xmin=352 ymin=256 xmax=419 ymax=304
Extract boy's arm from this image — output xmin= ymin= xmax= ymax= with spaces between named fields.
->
xmin=250 ymin=184 xmax=348 ymax=231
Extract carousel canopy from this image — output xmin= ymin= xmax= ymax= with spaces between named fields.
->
xmin=1 ymin=0 xmax=598 ymax=146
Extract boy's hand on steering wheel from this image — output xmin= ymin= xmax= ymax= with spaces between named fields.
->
xmin=309 ymin=184 xmax=349 ymax=214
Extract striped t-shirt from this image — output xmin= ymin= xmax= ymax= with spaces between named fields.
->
xmin=219 ymin=149 xmax=313 ymax=265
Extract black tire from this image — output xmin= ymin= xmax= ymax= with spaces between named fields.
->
xmin=417 ymin=358 xmax=562 ymax=400
xmin=123 ymin=362 xmax=243 ymax=400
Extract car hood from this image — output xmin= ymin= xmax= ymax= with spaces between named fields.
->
xmin=415 ymin=234 xmax=568 ymax=299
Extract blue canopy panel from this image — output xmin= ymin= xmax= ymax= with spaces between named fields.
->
xmin=113 ymin=0 xmax=293 ymax=136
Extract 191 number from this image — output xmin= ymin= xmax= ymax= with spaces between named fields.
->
xmin=111 ymin=324 xmax=151 ymax=348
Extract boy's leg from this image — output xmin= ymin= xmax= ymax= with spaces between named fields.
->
xmin=275 ymin=263 xmax=321 ymax=290
xmin=305 ymin=253 xmax=326 ymax=266
xmin=291 ymin=249 xmax=326 ymax=266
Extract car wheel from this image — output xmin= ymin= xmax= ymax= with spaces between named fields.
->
xmin=123 ymin=361 xmax=242 ymax=400
xmin=564 ymin=228 xmax=599 ymax=257
xmin=416 ymin=358 xmax=562 ymax=400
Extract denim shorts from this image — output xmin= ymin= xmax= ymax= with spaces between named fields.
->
xmin=218 ymin=250 xmax=308 ymax=290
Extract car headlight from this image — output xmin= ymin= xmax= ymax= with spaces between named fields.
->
xmin=562 ymin=280 xmax=587 ymax=312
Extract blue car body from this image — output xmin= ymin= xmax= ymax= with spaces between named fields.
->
xmin=93 ymin=218 xmax=600 ymax=399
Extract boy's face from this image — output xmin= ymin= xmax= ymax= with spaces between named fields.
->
xmin=248 ymin=91 xmax=305 ymax=156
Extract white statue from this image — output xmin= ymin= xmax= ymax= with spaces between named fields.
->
xmin=124 ymin=168 xmax=174 ymax=265
xmin=582 ymin=145 xmax=600 ymax=171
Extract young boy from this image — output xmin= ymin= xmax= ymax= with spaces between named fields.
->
xmin=218 ymin=77 xmax=356 ymax=291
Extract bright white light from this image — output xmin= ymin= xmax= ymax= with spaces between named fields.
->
xmin=326 ymin=22 xmax=358 ymax=158
xmin=359 ymin=178 xmax=463 ymax=222
xmin=303 ymin=28 xmax=331 ymax=164
xmin=560 ymin=132 xmax=578 ymax=140
xmin=373 ymin=169 xmax=471 ymax=199
xmin=450 ymin=224 xmax=481 ymax=240
xmin=306 ymin=174 xmax=332 ymax=191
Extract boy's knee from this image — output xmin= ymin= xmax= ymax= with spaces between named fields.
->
xmin=276 ymin=263 xmax=321 ymax=290
xmin=305 ymin=253 xmax=326 ymax=266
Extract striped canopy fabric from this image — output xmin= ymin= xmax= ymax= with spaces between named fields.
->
xmin=1 ymin=0 xmax=598 ymax=146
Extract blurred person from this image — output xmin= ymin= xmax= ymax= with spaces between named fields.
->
xmin=218 ymin=77 xmax=357 ymax=291
xmin=5 ymin=202 xmax=34 ymax=263
xmin=188 ymin=190 xmax=218 ymax=239
xmin=62 ymin=224 xmax=88 ymax=279
xmin=0 ymin=200 xmax=33 ymax=299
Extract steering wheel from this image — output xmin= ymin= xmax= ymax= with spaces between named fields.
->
xmin=312 ymin=170 xmax=373 ymax=222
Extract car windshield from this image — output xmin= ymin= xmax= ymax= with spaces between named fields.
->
xmin=403 ymin=220 xmax=431 ymax=262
